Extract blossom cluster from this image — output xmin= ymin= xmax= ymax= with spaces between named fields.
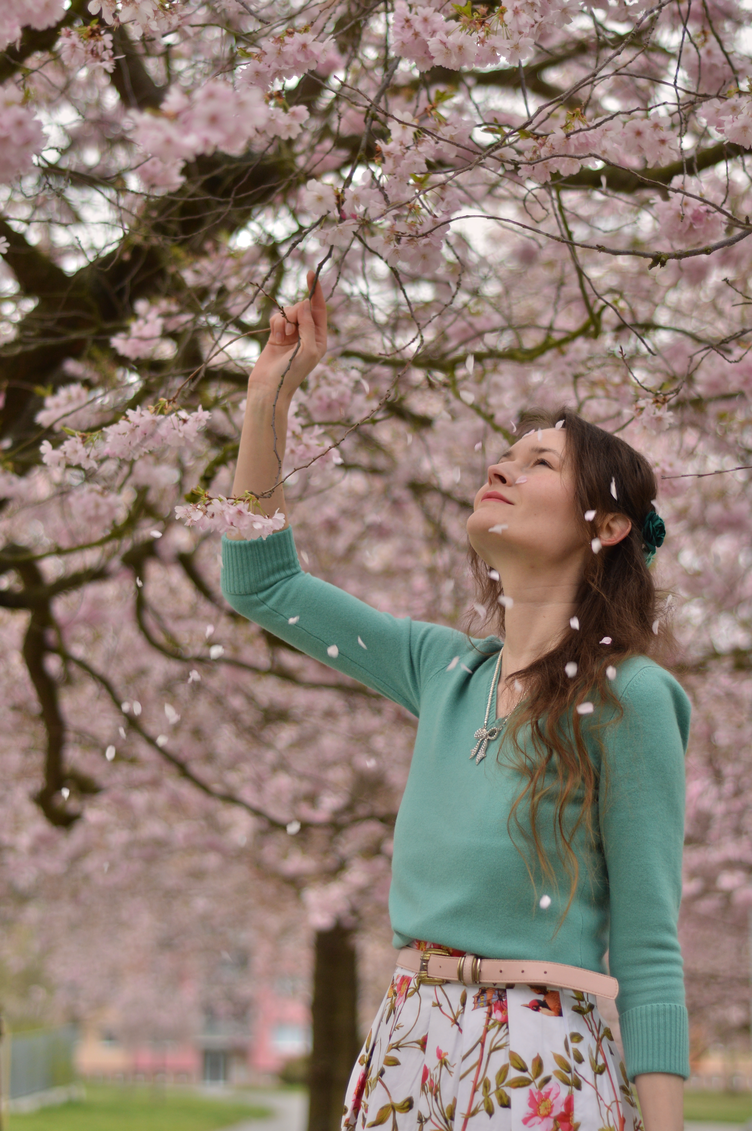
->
xmin=40 ymin=404 xmax=211 ymax=473
xmin=0 ymin=0 xmax=64 ymax=52
xmin=131 ymin=81 xmax=308 ymax=192
xmin=59 ymin=24 xmax=115 ymax=74
xmin=110 ymin=300 xmax=185 ymax=361
xmin=0 ymin=85 xmax=46 ymax=184
xmin=175 ymin=497 xmax=287 ymax=540
xmin=239 ymin=28 xmax=343 ymax=88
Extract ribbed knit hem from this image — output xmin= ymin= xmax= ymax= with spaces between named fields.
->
xmin=619 ymin=1003 xmax=689 ymax=1081
xmin=220 ymin=526 xmax=300 ymax=594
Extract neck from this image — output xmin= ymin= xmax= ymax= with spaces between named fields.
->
xmin=496 ymin=558 xmax=581 ymax=682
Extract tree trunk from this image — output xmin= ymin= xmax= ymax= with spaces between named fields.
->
xmin=307 ymin=923 xmax=360 ymax=1131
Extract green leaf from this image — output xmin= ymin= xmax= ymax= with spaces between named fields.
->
xmin=394 ymin=1097 xmax=414 ymax=1113
xmin=383 ymin=1056 xmax=401 ymax=1067
xmin=495 ymin=1088 xmax=511 ymax=1108
xmin=507 ymin=1076 xmax=532 ymax=1089
xmin=509 ymin=1050 xmax=528 ymax=1072
xmin=495 ymin=1064 xmax=509 ymax=1086
xmin=553 ymin=1070 xmax=572 ymax=1085
xmin=553 ymin=1053 xmax=571 ymax=1072
xmin=595 ymin=1063 xmax=606 ymax=1075
xmin=572 ymin=1074 xmax=582 ymax=1090
xmin=483 ymin=1096 xmax=494 ymax=1116
xmin=482 ymin=1078 xmax=490 ymax=1096
xmin=602 ymin=1027 xmax=614 ymax=1042
xmin=366 ymin=1104 xmax=392 ymax=1126
xmin=572 ymin=1048 xmax=584 ymax=1064
xmin=531 ymin=1054 xmax=543 ymax=1079
xmin=569 ymin=1032 xmax=583 ymax=1043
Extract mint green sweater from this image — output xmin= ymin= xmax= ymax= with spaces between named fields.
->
xmin=221 ymin=526 xmax=691 ymax=1082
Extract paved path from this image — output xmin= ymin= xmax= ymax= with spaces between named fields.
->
xmin=222 ymin=1089 xmax=308 ymax=1131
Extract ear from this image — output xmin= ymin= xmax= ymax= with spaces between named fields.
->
xmin=598 ymin=512 xmax=632 ymax=548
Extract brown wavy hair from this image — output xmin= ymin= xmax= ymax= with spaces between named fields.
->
xmin=464 ymin=406 xmax=674 ymax=935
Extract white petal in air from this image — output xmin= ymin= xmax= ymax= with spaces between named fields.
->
xmin=188 ymin=669 xmax=201 ymax=683
xmin=569 ymin=616 xmax=580 ymax=630
xmin=539 ymin=894 xmax=552 ymax=908
xmin=515 ymin=476 xmax=527 ymax=484
xmin=488 ymin=569 xmax=500 ymax=581
xmin=460 ymin=390 xmax=475 ymax=405
xmin=132 ymin=701 xmax=141 ymax=716
xmin=61 ymin=787 xmax=70 ymax=799
xmin=447 ymin=656 xmax=459 ymax=671
xmin=149 ymin=530 xmax=163 ymax=538
xmin=136 ymin=577 xmax=143 ymax=588
xmin=584 ymin=509 xmax=596 ymax=521
xmin=288 ymin=615 xmax=300 ymax=624
xmin=537 ymin=429 xmax=543 ymax=442
xmin=156 ymin=735 xmax=168 ymax=747
xmin=474 ymin=441 xmax=483 ymax=451
xmin=513 ymin=679 xmax=523 ymax=693
xmin=652 ymin=619 xmax=660 ymax=635
xmin=205 ymin=625 xmax=215 ymax=638
xmin=461 ymin=664 xmax=473 ymax=674
xmin=576 ymin=701 xmax=594 ymax=715
xmin=555 ymin=420 xmax=564 ymax=430
xmin=606 ymin=665 xmax=617 ymax=680
xmin=118 ymin=726 xmax=126 ymax=738
xmin=591 ymin=538 xmax=602 ymax=554
xmin=327 ymin=644 xmax=339 ymax=658
xmin=121 ymin=701 xmax=131 ymax=713
xmin=209 ymin=644 xmax=224 ymax=659
xmin=489 ymin=524 xmax=508 ymax=535
xmin=565 ymin=662 xmax=577 ymax=678
xmin=600 ymin=636 xmax=612 ymax=645
xmin=466 ymin=353 xmax=475 ymax=375
xmin=286 ymin=820 xmax=301 ymax=835
xmin=510 ymin=421 xmax=517 ymax=433
xmin=610 ymin=477 xmax=617 ymax=499
xmin=499 ymin=595 xmax=514 ymax=609
xmin=105 ymin=746 xmax=116 ymax=761
xmin=358 ymin=636 xmax=367 ymax=649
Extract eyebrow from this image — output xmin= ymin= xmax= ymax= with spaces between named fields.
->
xmin=496 ymin=444 xmax=562 ymax=461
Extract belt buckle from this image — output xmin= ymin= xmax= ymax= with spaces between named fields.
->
xmin=418 ymin=946 xmax=445 ymax=976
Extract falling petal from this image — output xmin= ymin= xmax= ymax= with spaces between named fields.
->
xmin=205 ymin=625 xmax=215 ymax=638
xmin=515 ymin=476 xmax=527 ymax=484
xmin=156 ymin=735 xmax=168 ymax=747
xmin=488 ymin=569 xmax=500 ymax=581
xmin=584 ymin=509 xmax=596 ymax=521
xmin=565 ymin=662 xmax=577 ymax=678
xmin=105 ymin=745 xmax=116 ymax=762
xmin=513 ymin=679 xmax=523 ymax=693
xmin=460 ymin=390 xmax=475 ymax=405
xmin=136 ymin=577 xmax=143 ymax=588
xmin=61 ymin=787 xmax=70 ymax=800
xmin=489 ymin=524 xmax=508 ymax=534
xmin=461 ymin=663 xmax=473 ymax=674
xmin=121 ymin=702 xmax=131 ymax=713
xmin=652 ymin=619 xmax=660 ymax=634
xmin=149 ymin=530 xmax=163 ymax=538
xmin=327 ymin=644 xmax=339 ymax=658
xmin=358 ymin=636 xmax=367 ymax=649
xmin=570 ymin=616 xmax=579 ymax=630
xmin=286 ymin=820 xmax=301 ymax=835
xmin=132 ymin=701 xmax=141 ymax=716
xmin=499 ymin=595 xmax=514 ymax=608
xmin=537 ymin=429 xmax=543 ymax=442
xmin=510 ymin=421 xmax=517 ymax=433
xmin=473 ymin=602 xmax=487 ymax=619
xmin=288 ymin=615 xmax=300 ymax=624
xmin=591 ymin=538 xmax=602 ymax=553
xmin=606 ymin=665 xmax=617 ymax=680
xmin=539 ymin=894 xmax=552 ymax=908
xmin=209 ymin=644 xmax=224 ymax=659
xmin=447 ymin=656 xmax=459 ymax=670
xmin=555 ymin=420 xmax=564 ymax=430
xmin=118 ymin=727 xmax=126 ymax=739
xmin=188 ymin=669 xmax=201 ymax=683
xmin=600 ymin=636 xmax=612 ymax=645
xmin=300 ymin=550 xmax=310 ymax=565
xmin=576 ymin=701 xmax=594 ymax=715
xmin=474 ymin=441 xmax=483 ymax=451
xmin=610 ymin=477 xmax=617 ymax=500
xmin=466 ymin=353 xmax=475 ymax=375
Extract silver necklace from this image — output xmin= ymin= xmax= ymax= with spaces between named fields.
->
xmin=470 ymin=649 xmax=507 ymax=765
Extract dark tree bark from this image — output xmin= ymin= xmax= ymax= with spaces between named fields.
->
xmin=308 ymin=922 xmax=361 ymax=1131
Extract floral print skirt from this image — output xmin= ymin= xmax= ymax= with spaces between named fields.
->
xmin=342 ymin=943 xmax=643 ymax=1131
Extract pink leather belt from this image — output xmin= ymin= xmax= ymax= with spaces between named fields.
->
xmin=396 ymin=947 xmax=619 ymax=1000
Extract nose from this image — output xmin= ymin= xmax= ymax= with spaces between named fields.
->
xmin=487 ymin=460 xmax=513 ymax=487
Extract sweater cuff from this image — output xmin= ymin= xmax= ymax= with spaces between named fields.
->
xmin=619 ymin=1003 xmax=690 ymax=1081
xmin=220 ymin=526 xmax=301 ymax=595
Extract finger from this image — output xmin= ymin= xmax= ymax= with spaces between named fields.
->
xmin=283 ymin=306 xmax=298 ymax=336
xmin=269 ymin=313 xmax=286 ymax=345
xmin=307 ymin=269 xmax=328 ymax=348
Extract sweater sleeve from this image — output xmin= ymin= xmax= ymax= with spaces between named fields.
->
xmin=220 ymin=527 xmax=462 ymax=717
xmin=599 ymin=663 xmax=691 ymax=1082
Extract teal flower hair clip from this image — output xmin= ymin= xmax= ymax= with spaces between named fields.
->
xmin=642 ymin=509 xmax=666 ymax=567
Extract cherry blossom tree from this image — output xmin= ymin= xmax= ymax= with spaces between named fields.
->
xmin=3 ymin=0 xmax=752 ymax=1121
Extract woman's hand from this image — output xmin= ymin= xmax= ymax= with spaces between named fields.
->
xmin=250 ymin=269 xmax=328 ymax=401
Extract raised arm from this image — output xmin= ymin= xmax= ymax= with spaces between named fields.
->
xmin=228 ymin=268 xmax=328 ymax=532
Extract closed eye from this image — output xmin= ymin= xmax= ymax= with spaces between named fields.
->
xmin=535 ymin=458 xmax=553 ymax=468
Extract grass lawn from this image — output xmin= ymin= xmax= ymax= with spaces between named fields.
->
xmin=9 ymin=1083 xmax=272 ymax=1131
xmin=684 ymin=1089 xmax=752 ymax=1123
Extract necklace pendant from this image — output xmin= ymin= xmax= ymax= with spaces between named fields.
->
xmin=470 ymin=723 xmax=502 ymax=765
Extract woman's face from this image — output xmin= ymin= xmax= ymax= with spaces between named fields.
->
xmin=467 ymin=427 xmax=587 ymax=571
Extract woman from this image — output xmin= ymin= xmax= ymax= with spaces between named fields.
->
xmin=222 ymin=273 xmax=689 ymax=1131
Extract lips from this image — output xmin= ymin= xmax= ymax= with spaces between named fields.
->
xmin=481 ymin=491 xmax=513 ymax=505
